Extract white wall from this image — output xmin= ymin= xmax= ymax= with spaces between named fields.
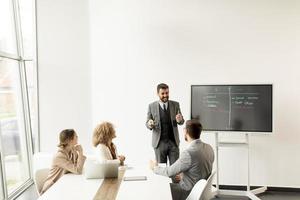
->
xmin=89 ymin=0 xmax=300 ymax=187
xmin=37 ymin=0 xmax=300 ymax=188
xmin=37 ymin=0 xmax=92 ymax=152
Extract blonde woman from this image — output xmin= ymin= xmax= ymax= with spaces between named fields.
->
xmin=41 ymin=129 xmax=86 ymax=194
xmin=93 ymin=122 xmax=125 ymax=165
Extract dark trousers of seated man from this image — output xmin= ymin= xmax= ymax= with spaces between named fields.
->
xmin=170 ymin=183 xmax=191 ymax=200
xmin=154 ymin=140 xmax=179 ymax=182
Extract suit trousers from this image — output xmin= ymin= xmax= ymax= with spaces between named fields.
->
xmin=154 ymin=140 xmax=179 ymax=165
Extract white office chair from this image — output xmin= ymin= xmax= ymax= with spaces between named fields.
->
xmin=34 ymin=168 xmax=50 ymax=195
xmin=186 ymin=171 xmax=216 ymax=200
xmin=33 ymin=152 xmax=53 ymax=195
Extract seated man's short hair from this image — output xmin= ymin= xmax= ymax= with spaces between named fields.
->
xmin=185 ymin=119 xmax=202 ymax=139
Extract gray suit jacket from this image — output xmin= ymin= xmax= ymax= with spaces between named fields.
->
xmin=146 ymin=100 xmax=184 ymax=148
xmin=154 ymin=139 xmax=214 ymax=191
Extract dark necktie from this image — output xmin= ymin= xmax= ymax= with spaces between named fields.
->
xmin=163 ymin=104 xmax=167 ymax=112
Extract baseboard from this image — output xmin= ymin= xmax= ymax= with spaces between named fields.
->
xmin=214 ymin=185 xmax=300 ymax=193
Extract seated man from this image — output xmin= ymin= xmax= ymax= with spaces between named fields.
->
xmin=150 ymin=119 xmax=214 ymax=200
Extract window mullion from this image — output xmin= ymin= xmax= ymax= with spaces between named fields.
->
xmin=19 ymin=61 xmax=34 ymax=178
xmin=4 ymin=0 xmax=34 ymax=199
xmin=0 ymin=52 xmax=20 ymax=61
xmin=0 ymin=128 xmax=9 ymax=199
xmin=33 ymin=0 xmax=40 ymax=152
xmin=12 ymin=0 xmax=24 ymax=59
xmin=13 ymin=0 xmax=33 ymax=169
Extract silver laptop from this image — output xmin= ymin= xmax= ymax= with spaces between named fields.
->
xmin=84 ymin=159 xmax=119 ymax=179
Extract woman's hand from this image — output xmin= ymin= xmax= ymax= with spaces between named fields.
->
xmin=118 ymin=155 xmax=126 ymax=162
xmin=74 ymin=144 xmax=83 ymax=154
xmin=118 ymin=155 xmax=126 ymax=165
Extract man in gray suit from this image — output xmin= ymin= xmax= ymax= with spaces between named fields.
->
xmin=146 ymin=83 xmax=184 ymax=166
xmin=150 ymin=119 xmax=214 ymax=200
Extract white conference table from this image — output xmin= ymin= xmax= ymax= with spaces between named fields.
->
xmin=117 ymin=166 xmax=172 ymax=200
xmin=37 ymin=174 xmax=103 ymax=200
xmin=38 ymin=166 xmax=172 ymax=200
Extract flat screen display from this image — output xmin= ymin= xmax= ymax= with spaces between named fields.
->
xmin=191 ymin=85 xmax=272 ymax=132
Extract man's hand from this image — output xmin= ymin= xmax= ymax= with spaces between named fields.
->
xmin=176 ymin=113 xmax=183 ymax=123
xmin=149 ymin=160 xmax=158 ymax=170
xmin=147 ymin=119 xmax=155 ymax=129
xmin=175 ymin=173 xmax=182 ymax=183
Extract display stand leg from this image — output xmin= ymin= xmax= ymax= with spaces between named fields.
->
xmin=215 ymin=132 xmax=267 ymax=200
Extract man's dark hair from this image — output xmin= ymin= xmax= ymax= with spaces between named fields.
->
xmin=185 ymin=119 xmax=202 ymax=139
xmin=157 ymin=83 xmax=169 ymax=93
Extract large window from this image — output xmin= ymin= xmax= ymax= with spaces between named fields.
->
xmin=0 ymin=0 xmax=18 ymax=55
xmin=0 ymin=0 xmax=37 ymax=199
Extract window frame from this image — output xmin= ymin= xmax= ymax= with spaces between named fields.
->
xmin=0 ymin=0 xmax=38 ymax=198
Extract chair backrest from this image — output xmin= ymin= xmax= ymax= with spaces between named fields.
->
xmin=33 ymin=152 xmax=54 ymax=172
xmin=32 ymin=152 xmax=53 ymax=195
xmin=34 ymin=168 xmax=50 ymax=195
xmin=200 ymin=171 xmax=216 ymax=200
xmin=186 ymin=171 xmax=216 ymax=200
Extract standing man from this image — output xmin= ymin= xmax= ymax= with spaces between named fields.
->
xmin=146 ymin=83 xmax=184 ymax=166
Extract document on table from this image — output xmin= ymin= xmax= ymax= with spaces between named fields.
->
xmin=123 ymin=176 xmax=147 ymax=181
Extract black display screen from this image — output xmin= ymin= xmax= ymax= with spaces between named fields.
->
xmin=191 ymin=85 xmax=272 ymax=132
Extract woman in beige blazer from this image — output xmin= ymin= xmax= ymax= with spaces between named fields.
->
xmin=93 ymin=122 xmax=125 ymax=165
xmin=40 ymin=129 xmax=86 ymax=195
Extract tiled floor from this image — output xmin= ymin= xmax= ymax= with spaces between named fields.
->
xmin=212 ymin=191 xmax=300 ymax=200
xmin=15 ymin=184 xmax=38 ymax=200
xmin=15 ymin=184 xmax=300 ymax=200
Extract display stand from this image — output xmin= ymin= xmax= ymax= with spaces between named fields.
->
xmin=214 ymin=132 xmax=267 ymax=200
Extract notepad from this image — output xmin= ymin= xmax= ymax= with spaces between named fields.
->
xmin=123 ymin=176 xmax=147 ymax=181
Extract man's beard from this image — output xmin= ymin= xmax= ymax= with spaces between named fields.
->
xmin=160 ymin=97 xmax=169 ymax=103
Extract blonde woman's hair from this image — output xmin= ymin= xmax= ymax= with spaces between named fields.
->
xmin=93 ymin=122 xmax=115 ymax=147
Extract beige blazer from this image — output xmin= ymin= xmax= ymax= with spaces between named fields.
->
xmin=95 ymin=143 xmax=120 ymax=164
xmin=40 ymin=147 xmax=86 ymax=195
